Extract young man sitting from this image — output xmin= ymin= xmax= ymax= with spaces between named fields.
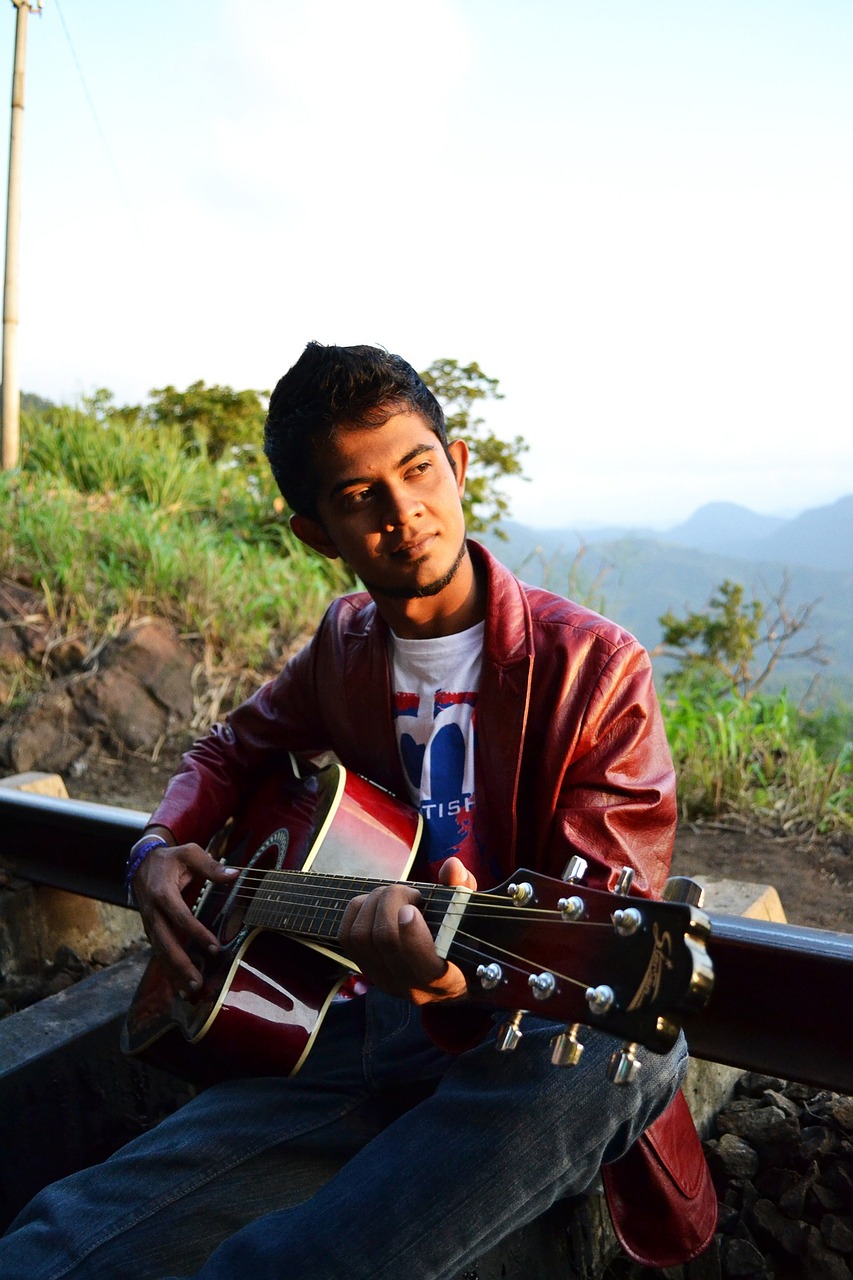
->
xmin=0 ymin=343 xmax=714 ymax=1279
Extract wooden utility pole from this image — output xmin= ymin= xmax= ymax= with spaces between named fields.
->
xmin=1 ymin=1 xmax=40 ymax=472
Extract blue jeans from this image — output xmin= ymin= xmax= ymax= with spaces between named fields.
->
xmin=0 ymin=988 xmax=687 ymax=1280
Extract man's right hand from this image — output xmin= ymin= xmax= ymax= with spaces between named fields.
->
xmin=131 ymin=829 xmax=239 ymax=994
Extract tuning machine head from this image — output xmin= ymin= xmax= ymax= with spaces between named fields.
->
xmin=608 ymin=1042 xmax=642 ymax=1086
xmin=495 ymin=1010 xmax=525 ymax=1052
xmin=550 ymin=1023 xmax=584 ymax=1067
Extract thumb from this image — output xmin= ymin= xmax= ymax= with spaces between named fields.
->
xmin=206 ymin=854 xmax=239 ymax=881
xmin=438 ymin=857 xmax=477 ymax=892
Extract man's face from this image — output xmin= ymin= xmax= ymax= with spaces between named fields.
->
xmin=292 ymin=410 xmax=473 ymax=625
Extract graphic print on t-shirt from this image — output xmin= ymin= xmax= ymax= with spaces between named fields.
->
xmin=393 ymin=687 xmax=482 ymax=874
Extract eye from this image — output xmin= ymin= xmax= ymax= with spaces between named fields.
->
xmin=407 ymin=461 xmax=432 ymax=479
xmin=341 ymin=487 xmax=374 ymax=511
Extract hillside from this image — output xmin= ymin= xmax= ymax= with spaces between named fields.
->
xmin=482 ymin=497 xmax=853 ymax=703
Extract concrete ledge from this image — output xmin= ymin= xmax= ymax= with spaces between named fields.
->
xmin=0 ymin=770 xmax=69 ymax=798
xmin=0 ymin=953 xmax=195 ymax=1229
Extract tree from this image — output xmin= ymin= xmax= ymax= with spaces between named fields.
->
xmin=420 ymin=359 xmax=527 ymax=537
xmin=103 ymin=360 xmax=527 ymax=534
xmin=117 ymin=382 xmax=268 ymax=463
xmin=651 ymin=577 xmax=829 ymax=700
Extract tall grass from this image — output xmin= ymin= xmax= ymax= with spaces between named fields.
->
xmin=662 ymin=684 xmax=852 ymax=834
xmin=1 ymin=409 xmax=352 ymax=676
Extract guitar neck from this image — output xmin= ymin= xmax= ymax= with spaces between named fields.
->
xmin=244 ymin=870 xmax=452 ymax=943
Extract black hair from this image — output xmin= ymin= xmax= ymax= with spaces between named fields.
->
xmin=263 ymin=342 xmax=448 ymax=520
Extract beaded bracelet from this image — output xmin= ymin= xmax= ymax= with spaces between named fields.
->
xmin=125 ymin=834 xmax=169 ymax=898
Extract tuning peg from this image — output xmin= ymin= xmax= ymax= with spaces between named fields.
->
xmin=558 ymin=893 xmax=585 ymax=921
xmin=561 ymin=854 xmax=588 ymax=882
xmin=612 ymin=906 xmax=642 ymax=936
xmin=615 ymin=866 xmax=634 ymax=895
xmin=495 ymin=1010 xmax=524 ymax=1052
xmin=550 ymin=1023 xmax=584 ymax=1067
xmin=662 ymin=876 xmax=705 ymax=907
xmin=585 ymin=984 xmax=615 ymax=1016
xmin=608 ymin=1042 xmax=642 ymax=1085
xmin=476 ymin=962 xmax=503 ymax=991
xmin=507 ymin=880 xmax=535 ymax=906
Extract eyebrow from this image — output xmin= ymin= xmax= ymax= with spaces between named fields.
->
xmin=328 ymin=443 xmax=437 ymax=499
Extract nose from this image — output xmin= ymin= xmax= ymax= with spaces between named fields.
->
xmin=381 ymin=482 xmax=422 ymax=530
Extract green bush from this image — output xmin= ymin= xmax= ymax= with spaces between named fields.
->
xmin=662 ymin=677 xmax=852 ymax=834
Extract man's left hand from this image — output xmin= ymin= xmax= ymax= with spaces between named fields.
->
xmin=337 ymin=857 xmax=476 ymax=1005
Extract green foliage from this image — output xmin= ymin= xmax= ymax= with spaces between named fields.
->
xmin=420 ymin=359 xmax=528 ymax=537
xmin=5 ymin=408 xmax=351 ymax=674
xmin=114 ymin=381 xmax=268 ymax=463
xmin=662 ymin=676 xmax=852 ymax=834
xmin=654 ymin=577 xmax=827 ymax=701
xmin=656 ymin=580 xmax=763 ymax=698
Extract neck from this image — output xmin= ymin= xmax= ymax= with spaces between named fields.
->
xmin=377 ymin=550 xmax=486 ymax=639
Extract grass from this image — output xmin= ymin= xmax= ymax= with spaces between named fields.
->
xmin=1 ymin=409 xmax=352 ymax=682
xmin=662 ymin=684 xmax=852 ymax=835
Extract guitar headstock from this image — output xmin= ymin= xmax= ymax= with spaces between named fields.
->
xmin=442 ymin=867 xmax=713 ymax=1075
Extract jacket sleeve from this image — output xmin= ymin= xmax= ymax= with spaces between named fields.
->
xmin=149 ymin=624 xmax=333 ymax=847
xmin=541 ymin=640 xmax=676 ymax=899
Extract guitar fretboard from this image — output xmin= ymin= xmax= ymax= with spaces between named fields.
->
xmin=244 ymin=870 xmax=452 ymax=942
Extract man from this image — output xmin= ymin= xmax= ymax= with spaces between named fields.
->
xmin=0 ymin=343 xmax=714 ymax=1279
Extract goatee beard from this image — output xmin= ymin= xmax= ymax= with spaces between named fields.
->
xmin=361 ymin=538 xmax=468 ymax=601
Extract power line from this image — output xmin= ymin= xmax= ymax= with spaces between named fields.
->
xmin=52 ymin=0 xmax=141 ymax=236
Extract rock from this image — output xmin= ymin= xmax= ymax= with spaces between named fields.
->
xmin=0 ymin=578 xmax=48 ymax=665
xmin=738 ymin=1073 xmax=788 ymax=1097
xmin=96 ymin=620 xmax=196 ymax=723
xmin=748 ymin=1197 xmax=808 ymax=1258
xmin=829 ymin=1098 xmax=853 ymax=1135
xmin=778 ymin=1169 xmax=816 ymax=1219
xmin=763 ymin=1088 xmax=801 ymax=1119
xmin=805 ymin=1226 xmax=853 ymax=1279
xmin=799 ymin=1125 xmax=839 ymax=1161
xmin=0 ymin=615 xmax=198 ymax=771
xmin=822 ymin=1214 xmax=853 ymax=1254
xmin=706 ymin=1133 xmax=760 ymax=1182
xmin=717 ymin=1105 xmax=801 ymax=1163
xmin=74 ymin=665 xmax=170 ymax=752
xmin=721 ymin=1234 xmax=769 ymax=1276
xmin=0 ymin=686 xmax=89 ymax=773
xmin=48 ymin=636 xmax=88 ymax=675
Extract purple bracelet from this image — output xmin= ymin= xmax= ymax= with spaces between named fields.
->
xmin=125 ymin=834 xmax=169 ymax=895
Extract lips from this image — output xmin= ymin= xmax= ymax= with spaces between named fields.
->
xmin=390 ymin=533 xmax=436 ymax=560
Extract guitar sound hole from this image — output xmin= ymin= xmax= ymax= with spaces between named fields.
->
xmin=217 ymin=830 xmax=289 ymax=947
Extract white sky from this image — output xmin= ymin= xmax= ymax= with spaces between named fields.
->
xmin=1 ymin=0 xmax=851 ymax=529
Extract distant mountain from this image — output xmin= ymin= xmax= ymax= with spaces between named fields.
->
xmin=511 ymin=495 xmax=853 ymax=575
xmin=662 ymin=502 xmax=786 ymax=552
xmin=731 ymin=495 xmax=853 ymax=573
xmin=481 ymin=519 xmax=853 ymax=705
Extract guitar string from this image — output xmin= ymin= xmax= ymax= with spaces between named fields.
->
xmin=203 ymin=871 xmax=625 ymax=923
xmin=439 ymin=934 xmax=592 ymax=991
xmin=210 ymin=885 xmax=616 ymax=929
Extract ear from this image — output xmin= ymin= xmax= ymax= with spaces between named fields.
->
xmin=447 ymin=438 xmax=469 ymax=498
xmin=290 ymin=514 xmax=341 ymax=561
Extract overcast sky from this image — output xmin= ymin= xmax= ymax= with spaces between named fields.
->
xmin=1 ymin=0 xmax=851 ymax=529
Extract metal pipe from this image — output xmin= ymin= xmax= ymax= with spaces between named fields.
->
xmin=0 ymin=788 xmax=147 ymax=906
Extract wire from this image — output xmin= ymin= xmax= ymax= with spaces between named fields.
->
xmin=52 ymin=0 xmax=142 ymax=238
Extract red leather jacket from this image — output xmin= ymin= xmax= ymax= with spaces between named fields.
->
xmin=151 ymin=541 xmax=715 ymax=1267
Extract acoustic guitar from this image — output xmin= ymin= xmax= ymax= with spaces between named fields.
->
xmin=122 ymin=756 xmax=714 ymax=1084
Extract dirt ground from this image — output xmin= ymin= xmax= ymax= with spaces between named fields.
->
xmin=64 ymin=735 xmax=853 ymax=935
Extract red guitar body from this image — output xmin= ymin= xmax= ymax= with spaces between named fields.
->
xmin=122 ymin=758 xmax=422 ymax=1080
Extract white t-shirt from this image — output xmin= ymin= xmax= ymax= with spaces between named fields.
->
xmin=390 ymin=622 xmax=486 ymax=878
